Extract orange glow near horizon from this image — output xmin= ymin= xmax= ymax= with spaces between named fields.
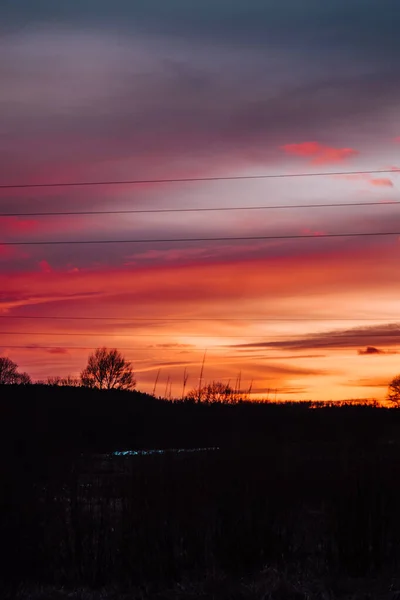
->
xmin=0 ymin=207 xmax=399 ymax=401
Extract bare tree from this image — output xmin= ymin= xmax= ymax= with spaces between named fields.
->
xmin=80 ymin=347 xmax=136 ymax=391
xmin=388 ymin=374 xmax=400 ymax=404
xmin=17 ymin=372 xmax=32 ymax=385
xmin=46 ymin=375 xmax=81 ymax=387
xmin=187 ymin=381 xmax=237 ymax=404
xmin=0 ymin=357 xmax=31 ymax=384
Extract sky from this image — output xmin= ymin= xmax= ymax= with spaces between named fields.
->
xmin=0 ymin=0 xmax=399 ymax=401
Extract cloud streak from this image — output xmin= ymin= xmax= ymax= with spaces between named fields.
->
xmin=233 ymin=324 xmax=400 ymax=351
xmin=281 ymin=142 xmax=359 ymax=165
xmin=358 ymin=346 xmax=385 ymax=355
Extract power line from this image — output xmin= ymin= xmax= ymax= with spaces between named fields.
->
xmin=1 ymin=337 xmax=398 ymax=353
xmin=0 ymin=315 xmax=398 ymax=323
xmin=0 ymin=345 xmax=151 ymax=351
xmin=0 ymin=200 xmax=398 ymax=218
xmin=0 ymin=168 xmax=398 ymax=190
xmin=1 ymin=230 xmax=400 ymax=247
xmin=0 ymin=331 xmax=398 ymax=339
xmin=0 ymin=344 xmax=244 ymax=352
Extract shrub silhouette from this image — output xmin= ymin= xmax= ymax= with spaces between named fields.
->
xmin=187 ymin=381 xmax=239 ymax=403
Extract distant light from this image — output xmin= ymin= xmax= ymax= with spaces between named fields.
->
xmin=112 ymin=447 xmax=219 ymax=456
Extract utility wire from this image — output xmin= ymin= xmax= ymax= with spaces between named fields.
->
xmin=0 ymin=345 xmax=153 ymax=351
xmin=0 ymin=331 xmax=398 ymax=339
xmin=0 ymin=315 xmax=397 ymax=322
xmin=0 ymin=168 xmax=398 ymax=190
xmin=1 ymin=231 xmax=399 ymax=246
xmin=0 ymin=339 xmax=398 ymax=353
xmin=1 ymin=200 xmax=398 ymax=218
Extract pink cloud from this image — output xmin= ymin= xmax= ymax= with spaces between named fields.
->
xmin=380 ymin=165 xmax=400 ymax=172
xmin=0 ymin=245 xmax=27 ymax=260
xmin=334 ymin=174 xmax=394 ymax=187
xmin=0 ymin=217 xmax=40 ymax=234
xmin=0 ymin=245 xmax=14 ymax=258
xmin=0 ymin=238 xmax=396 ymax=317
xmin=0 ymin=215 xmax=89 ymax=239
xmin=369 ymin=178 xmax=394 ymax=188
xmin=301 ymin=228 xmax=326 ymax=237
xmin=39 ymin=260 xmax=52 ymax=273
xmin=281 ymin=141 xmax=359 ymax=165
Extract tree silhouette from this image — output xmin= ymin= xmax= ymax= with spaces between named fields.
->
xmin=387 ymin=374 xmax=400 ymax=404
xmin=0 ymin=357 xmax=31 ymax=384
xmin=46 ymin=375 xmax=81 ymax=387
xmin=80 ymin=347 xmax=136 ymax=391
xmin=187 ymin=381 xmax=237 ymax=403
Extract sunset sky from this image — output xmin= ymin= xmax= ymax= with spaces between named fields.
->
xmin=0 ymin=0 xmax=399 ymax=400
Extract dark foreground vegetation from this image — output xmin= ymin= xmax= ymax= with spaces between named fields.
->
xmin=2 ymin=384 xmax=400 ymax=599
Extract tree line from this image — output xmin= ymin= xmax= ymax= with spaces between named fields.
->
xmin=0 ymin=347 xmax=136 ymax=391
xmin=1 ymin=346 xmax=400 ymax=403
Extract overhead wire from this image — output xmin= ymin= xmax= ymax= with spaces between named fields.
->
xmin=0 ymin=168 xmax=398 ymax=190
xmin=0 ymin=200 xmax=398 ymax=218
xmin=0 ymin=344 xmax=155 ymax=351
xmin=1 ymin=230 xmax=400 ymax=246
xmin=1 ymin=168 xmax=398 ymax=357
xmin=0 ymin=331 xmax=398 ymax=339
xmin=0 ymin=315 xmax=398 ymax=322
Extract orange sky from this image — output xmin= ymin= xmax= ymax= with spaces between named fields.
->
xmin=0 ymin=199 xmax=399 ymax=400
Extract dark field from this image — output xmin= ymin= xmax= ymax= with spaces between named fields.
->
xmin=2 ymin=385 xmax=400 ymax=599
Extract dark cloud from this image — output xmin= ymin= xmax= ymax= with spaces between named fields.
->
xmin=2 ymin=1 xmax=399 ymax=60
xmin=2 ymin=45 xmax=399 ymax=160
xmin=1 ymin=1 xmax=400 ymax=182
xmin=345 ymin=377 xmax=390 ymax=388
xmin=144 ymin=360 xmax=194 ymax=368
xmin=0 ymin=0 xmax=399 ymax=284
xmin=358 ymin=346 xmax=385 ymax=355
xmin=233 ymin=324 xmax=400 ymax=351
xmin=250 ymin=386 xmax=309 ymax=395
xmin=237 ymin=363 xmax=327 ymax=377
xmin=47 ymin=347 xmax=68 ymax=354
xmin=144 ymin=360 xmax=327 ymax=378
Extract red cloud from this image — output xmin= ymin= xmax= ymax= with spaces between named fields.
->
xmin=0 ymin=244 xmax=12 ymax=257
xmin=333 ymin=174 xmax=394 ymax=188
xmin=369 ymin=178 xmax=394 ymax=187
xmin=301 ymin=228 xmax=326 ymax=237
xmin=0 ymin=215 xmax=88 ymax=239
xmin=0 ymin=244 xmax=23 ymax=260
xmin=47 ymin=347 xmax=69 ymax=354
xmin=38 ymin=260 xmax=52 ymax=273
xmin=281 ymin=141 xmax=359 ymax=165
xmin=0 ymin=217 xmax=39 ymax=234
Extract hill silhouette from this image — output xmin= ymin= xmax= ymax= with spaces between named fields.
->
xmin=2 ymin=384 xmax=400 ymax=596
